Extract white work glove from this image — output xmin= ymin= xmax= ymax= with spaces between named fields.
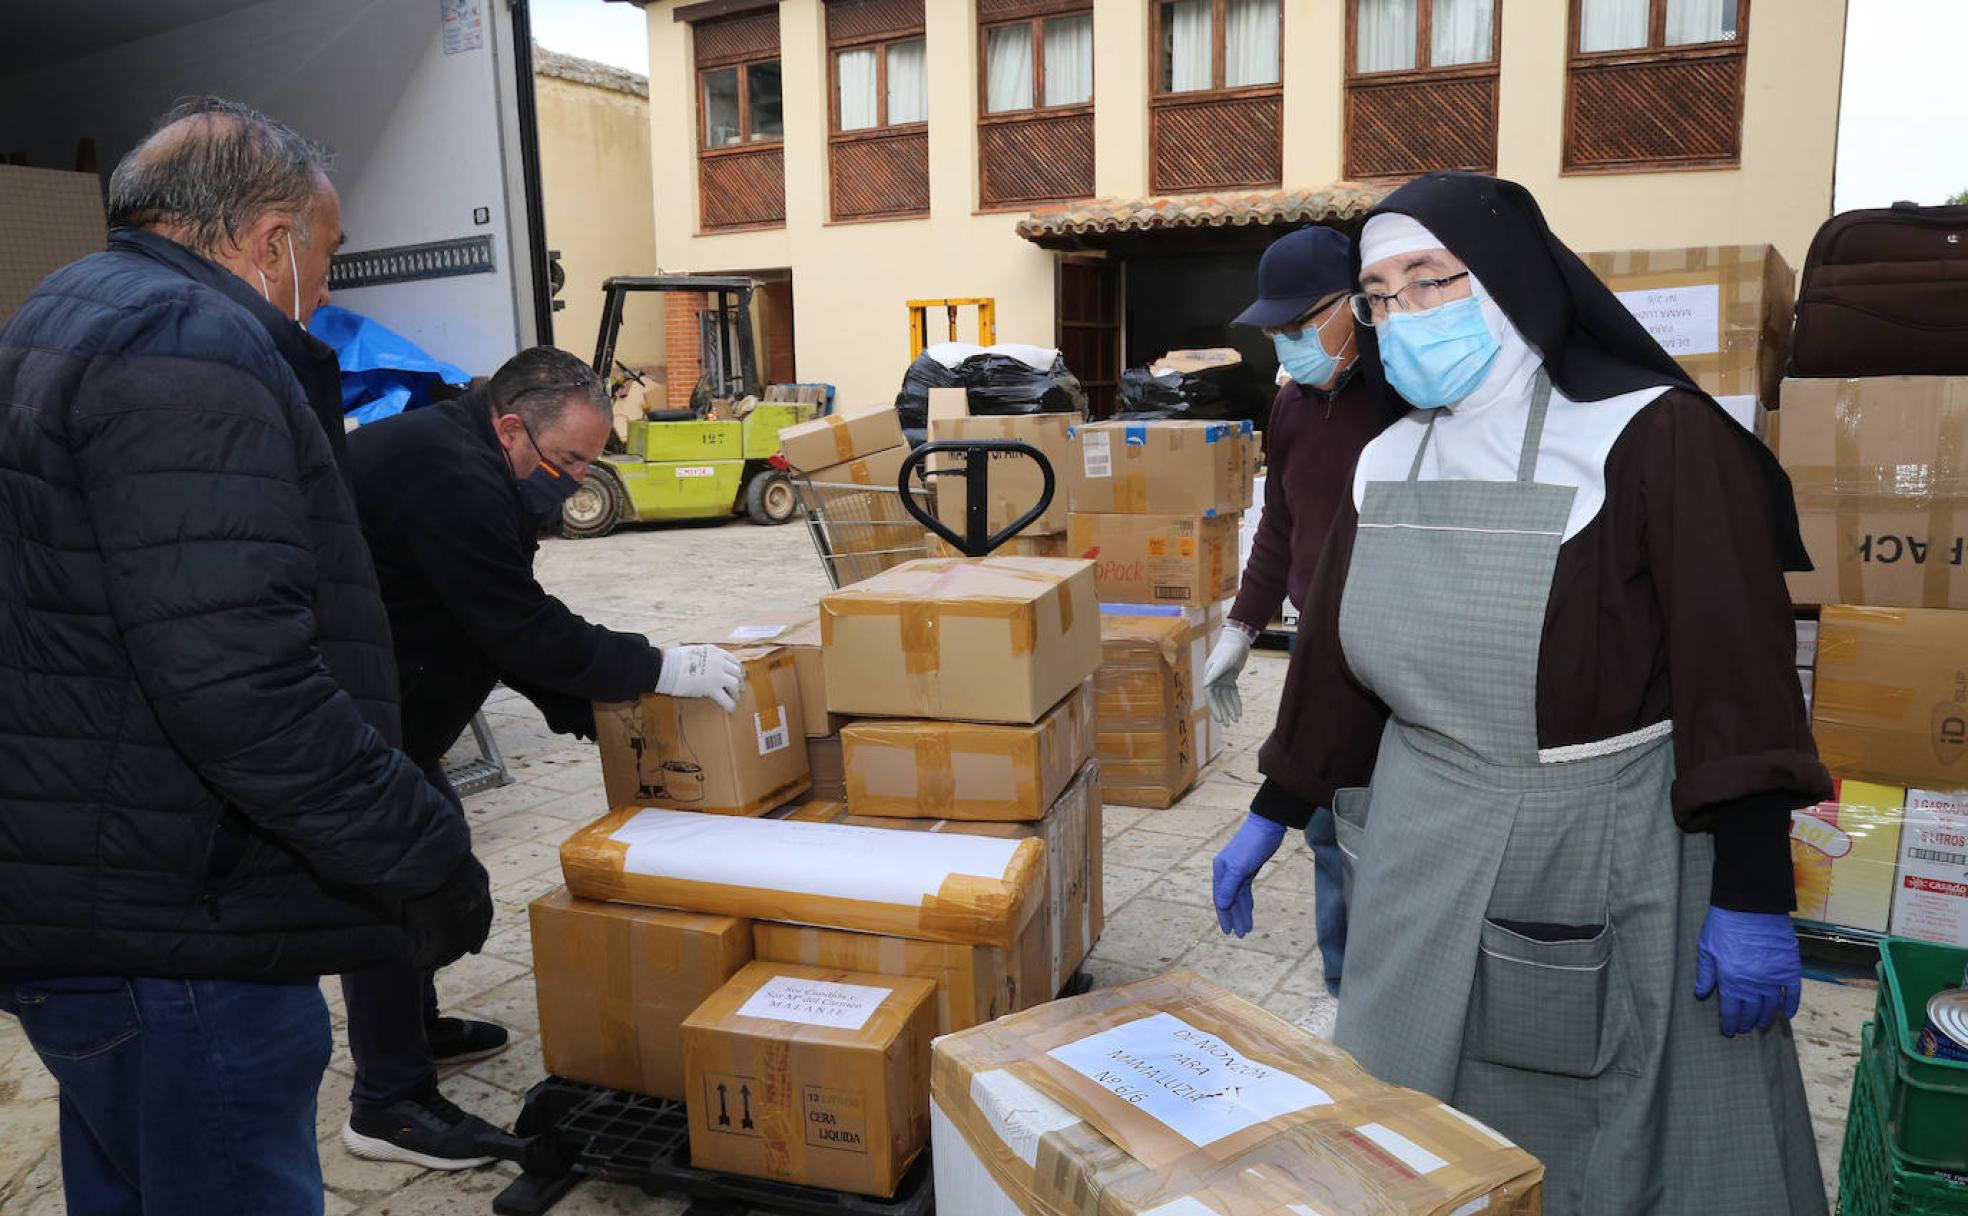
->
xmin=1203 ymin=625 xmax=1256 ymax=725
xmin=656 ymin=644 xmax=744 ymax=712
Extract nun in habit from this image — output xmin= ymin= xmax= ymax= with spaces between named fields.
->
xmin=1209 ymin=173 xmax=1828 ymax=1215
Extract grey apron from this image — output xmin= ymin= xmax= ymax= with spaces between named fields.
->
xmin=1328 ymin=374 xmax=1824 ymax=1216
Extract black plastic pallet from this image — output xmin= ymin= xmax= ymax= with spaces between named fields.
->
xmin=489 ymin=1077 xmax=935 ymax=1216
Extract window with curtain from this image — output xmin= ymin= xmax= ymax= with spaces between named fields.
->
xmin=985 ymin=24 xmax=1034 ymax=113
xmin=887 ymin=38 xmax=927 ymax=123
xmin=1157 ymin=0 xmax=1279 ymax=93
xmin=1354 ymin=0 xmax=1497 ymax=74
xmin=836 ymin=48 xmax=879 ymax=130
xmin=702 ymin=70 xmax=741 ymax=147
xmin=1356 ymin=0 xmax=1416 ymax=72
xmin=747 ymin=62 xmax=783 ymax=140
xmin=984 ymin=12 xmax=1094 ymax=115
xmin=834 ymin=38 xmax=925 ymax=132
xmin=978 ymin=3 xmax=1095 ymax=207
xmin=1344 ymin=0 xmax=1500 ymax=179
xmin=1044 ymin=15 xmax=1094 ymax=105
xmin=1566 ymin=0 xmax=1748 ymax=170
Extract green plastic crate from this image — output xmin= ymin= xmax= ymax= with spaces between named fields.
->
xmin=1872 ymin=938 xmax=1968 ymax=1172
xmin=1840 ymin=1026 xmax=1968 ymax=1216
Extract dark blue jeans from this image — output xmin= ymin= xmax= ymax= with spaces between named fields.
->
xmin=0 ymin=975 xmax=330 ymax=1216
xmin=1306 ymin=807 xmax=1347 ymax=995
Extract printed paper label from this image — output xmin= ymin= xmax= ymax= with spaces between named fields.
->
xmin=1046 ymin=1011 xmax=1331 ymax=1148
xmin=736 ymin=976 xmax=888 ymax=1030
xmin=728 ymin=625 xmax=787 ymax=641
xmin=1083 ymin=431 xmax=1113 ymax=479
xmin=440 ymin=0 xmax=483 ymax=54
xmin=756 ymin=711 xmax=790 ymax=756
xmin=676 ymin=466 xmax=716 ymax=478
xmin=1613 ymin=284 xmax=1720 ymax=357
xmin=803 ymin=1085 xmax=869 ymax=1153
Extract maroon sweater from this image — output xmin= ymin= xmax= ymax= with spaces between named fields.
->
xmin=1228 ymin=372 xmax=1387 ymax=632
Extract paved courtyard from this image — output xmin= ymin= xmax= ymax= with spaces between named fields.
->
xmin=0 ymin=516 xmax=1872 ymax=1214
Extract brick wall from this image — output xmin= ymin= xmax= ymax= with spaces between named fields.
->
xmin=664 ymin=290 xmax=706 ymax=408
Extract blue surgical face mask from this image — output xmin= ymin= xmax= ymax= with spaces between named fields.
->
xmin=1271 ymin=305 xmax=1350 ymax=388
xmin=1377 ymin=295 xmax=1499 ymax=409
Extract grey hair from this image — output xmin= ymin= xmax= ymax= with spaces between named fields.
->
xmin=107 ymin=96 xmax=334 ymax=254
xmin=488 ymin=346 xmax=612 ymax=432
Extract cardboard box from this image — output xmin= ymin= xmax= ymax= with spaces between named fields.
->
xmin=929 ymin=971 xmax=1544 ymax=1216
xmin=842 ymin=680 xmax=1094 ymax=821
xmin=1891 ymin=789 xmax=1968 ymax=947
xmin=1779 ymin=377 xmax=1968 ymax=609
xmin=1792 ymin=778 xmax=1905 ymax=934
xmin=595 ymin=646 xmax=810 ymax=816
xmin=820 ymin=557 xmax=1101 ymax=724
xmin=803 ymin=444 xmax=909 ymax=496
xmin=787 ymin=760 xmax=1102 ymax=998
xmin=0 ymin=166 xmax=107 ymax=328
xmin=1066 ymin=420 xmax=1256 ymax=518
xmin=684 ymin=962 xmax=936 ymax=1197
xmin=927 ymin=386 xmax=971 ymax=426
xmin=808 ymin=733 xmax=847 ymax=801
xmin=780 ymin=402 xmax=907 ymax=473
xmin=1069 ymin=513 xmax=1239 ymax=609
xmin=1811 ymin=605 xmax=1968 ymax=790
xmin=560 ymin=806 xmax=1046 ymax=948
xmin=752 ymin=924 xmax=1027 ymax=1036
xmin=1581 ymin=243 xmax=1794 ymax=408
xmin=1095 ymin=614 xmax=1206 ymax=809
xmin=927 ymin=414 xmax=1079 ymax=536
xmin=924 ymin=531 xmax=1069 ymax=559
xmin=690 ymin=611 xmax=842 ymax=739
xmin=528 ymin=886 xmax=751 ymax=1100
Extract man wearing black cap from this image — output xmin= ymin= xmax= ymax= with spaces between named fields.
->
xmin=1203 ymin=225 xmax=1388 ymax=999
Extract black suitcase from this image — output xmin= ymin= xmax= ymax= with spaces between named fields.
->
xmin=1788 ymin=201 xmax=1968 ymax=377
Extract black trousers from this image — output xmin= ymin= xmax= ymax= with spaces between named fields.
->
xmin=341 ymin=763 xmax=460 ymax=1116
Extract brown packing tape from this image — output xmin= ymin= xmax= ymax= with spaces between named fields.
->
xmin=560 ymin=808 xmax=1046 ymax=948
xmin=828 ymin=414 xmax=854 ymax=464
xmin=1115 ymin=473 xmax=1149 ymax=514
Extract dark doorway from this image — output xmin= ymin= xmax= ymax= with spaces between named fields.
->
xmin=1057 ymin=256 xmax=1123 ymax=418
xmin=1122 ymin=248 xmax=1272 ymax=387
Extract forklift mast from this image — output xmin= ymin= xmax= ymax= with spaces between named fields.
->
xmin=593 ymin=275 xmax=761 ymax=400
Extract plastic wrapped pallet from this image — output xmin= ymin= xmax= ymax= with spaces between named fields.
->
xmin=560 ymin=806 xmax=1045 ymax=949
xmin=931 ymin=970 xmax=1544 ymax=1216
xmin=841 ymin=680 xmax=1094 ymax=820
xmin=821 ymin=557 xmax=1101 ymax=724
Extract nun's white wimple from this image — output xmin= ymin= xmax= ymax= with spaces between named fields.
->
xmin=1359 ymin=213 xmax=1446 ymax=267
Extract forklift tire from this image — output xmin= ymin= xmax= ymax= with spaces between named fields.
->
xmin=561 ymin=463 xmax=625 ymax=539
xmin=744 ymin=469 xmax=798 ymax=526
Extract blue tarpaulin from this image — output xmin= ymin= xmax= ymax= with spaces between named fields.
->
xmin=309 ymin=305 xmax=471 ymax=426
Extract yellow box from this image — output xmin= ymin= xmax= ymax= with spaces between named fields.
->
xmin=1791 ymin=777 xmax=1906 ymax=934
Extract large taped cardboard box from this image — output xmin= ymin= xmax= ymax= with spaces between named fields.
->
xmin=804 ymin=444 xmax=908 ymax=497
xmin=751 ymin=923 xmax=1030 ymax=1036
xmin=925 ymin=531 xmax=1069 ymax=559
xmin=1791 ymin=778 xmax=1905 ymax=935
xmin=1811 ymin=605 xmax=1968 ymax=790
xmin=1892 ymin=788 xmax=1968 ymax=948
xmin=928 ymin=414 xmax=1079 ymax=535
xmin=1779 ymin=377 xmax=1968 ymax=609
xmin=529 ymin=886 xmax=751 ymax=1101
xmin=842 ymin=680 xmax=1094 ymax=820
xmin=561 ymin=806 xmax=1046 ymax=948
xmin=1066 ymin=420 xmax=1256 ymax=517
xmin=821 ymin=557 xmax=1101 ymax=724
xmin=787 ymin=760 xmax=1103 ymax=999
xmin=1070 ymin=513 xmax=1239 ymax=609
xmin=595 ymin=646 xmax=810 ymax=816
xmin=690 ymin=611 xmax=841 ymax=738
xmin=1581 ymin=243 xmax=1793 ymax=408
xmin=1096 ymin=614 xmax=1207 ymax=809
xmin=930 ymin=970 xmax=1543 ymax=1216
xmin=684 ymin=962 xmax=936 ymax=1197
xmin=781 ymin=402 xmax=906 ymax=472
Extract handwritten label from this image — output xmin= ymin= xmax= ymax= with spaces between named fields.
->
xmin=1083 ymin=431 xmax=1112 ymax=479
xmin=1046 ymin=1012 xmax=1330 ymax=1148
xmin=1613 ymin=284 xmax=1720 ymax=357
xmin=737 ymin=976 xmax=887 ymax=1030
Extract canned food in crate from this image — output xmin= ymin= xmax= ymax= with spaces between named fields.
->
xmin=1919 ymin=989 xmax=1968 ymax=1062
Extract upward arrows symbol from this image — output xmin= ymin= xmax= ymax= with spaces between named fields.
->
xmin=715 ymin=1082 xmax=731 ymax=1126
xmin=740 ymin=1084 xmax=755 ymax=1130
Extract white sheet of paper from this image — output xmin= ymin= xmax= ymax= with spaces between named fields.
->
xmin=1046 ymin=1011 xmax=1331 ymax=1148
xmin=1613 ymin=283 xmax=1721 ymax=357
xmin=736 ymin=976 xmax=888 ymax=1030
xmin=1082 ymin=430 xmax=1112 ymax=479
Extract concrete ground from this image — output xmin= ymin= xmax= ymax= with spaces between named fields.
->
xmin=0 ymin=516 xmax=1873 ymax=1214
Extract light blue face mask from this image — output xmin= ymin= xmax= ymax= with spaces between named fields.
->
xmin=1377 ymin=295 xmax=1499 ymax=409
xmin=1271 ymin=305 xmax=1348 ymax=388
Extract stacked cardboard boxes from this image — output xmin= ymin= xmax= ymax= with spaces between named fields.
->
xmin=923 ymin=391 xmax=1079 ymax=553
xmin=689 ymin=612 xmax=847 ymax=798
xmin=781 ymin=401 xmax=921 ymax=586
xmin=1064 ymin=420 xmax=1255 ymax=609
xmin=1094 ymin=606 xmax=1224 ymax=809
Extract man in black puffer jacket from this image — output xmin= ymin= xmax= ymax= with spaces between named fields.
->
xmin=0 ymin=98 xmax=489 ymax=1216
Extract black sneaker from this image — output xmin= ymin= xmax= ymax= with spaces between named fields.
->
xmin=428 ymin=1016 xmax=509 ymax=1065
xmin=341 ymin=1086 xmax=499 ymax=1170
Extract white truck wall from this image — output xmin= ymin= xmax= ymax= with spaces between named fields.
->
xmin=0 ymin=0 xmax=538 ymax=375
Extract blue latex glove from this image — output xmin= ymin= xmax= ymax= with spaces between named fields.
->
xmin=1694 ymin=907 xmax=1803 ymax=1037
xmin=1211 ymin=813 xmax=1287 ymax=938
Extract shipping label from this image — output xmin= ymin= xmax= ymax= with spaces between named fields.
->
xmin=729 ymin=625 xmax=788 ymax=640
xmin=803 ymin=1085 xmax=869 ymax=1153
xmin=1046 ymin=1012 xmax=1331 ymax=1148
xmin=736 ymin=976 xmax=887 ymax=1030
xmin=1613 ymin=284 xmax=1720 ymax=357
xmin=756 ymin=711 xmax=790 ymax=756
xmin=1083 ymin=431 xmax=1113 ymax=479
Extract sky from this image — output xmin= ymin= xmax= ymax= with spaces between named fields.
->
xmin=528 ymin=0 xmax=1967 ymax=212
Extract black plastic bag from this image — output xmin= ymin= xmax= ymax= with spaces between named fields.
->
xmin=1115 ymin=355 xmax=1268 ymax=425
xmin=894 ymin=350 xmax=1087 ymax=431
xmin=894 ymin=352 xmax=962 ymax=431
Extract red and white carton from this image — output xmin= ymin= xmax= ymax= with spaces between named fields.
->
xmin=1892 ymin=789 xmax=1968 ymax=948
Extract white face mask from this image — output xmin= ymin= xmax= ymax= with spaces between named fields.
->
xmin=255 ymin=232 xmax=303 ymax=323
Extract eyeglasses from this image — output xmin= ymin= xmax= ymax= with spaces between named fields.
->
xmin=1349 ymin=272 xmax=1472 ymax=326
xmin=1263 ymin=293 xmax=1349 ymax=338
